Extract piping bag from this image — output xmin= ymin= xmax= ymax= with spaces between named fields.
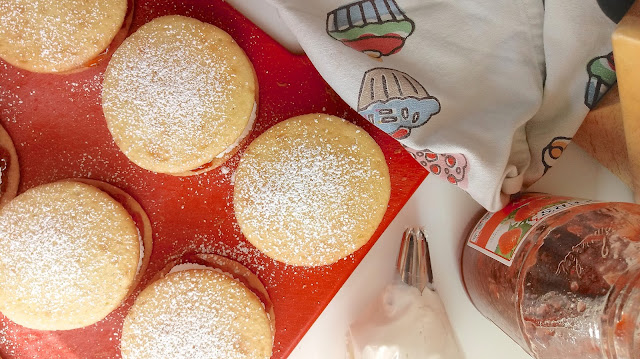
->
xmin=347 ymin=228 xmax=464 ymax=359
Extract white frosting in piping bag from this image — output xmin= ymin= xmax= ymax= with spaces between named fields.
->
xmin=348 ymin=282 xmax=464 ymax=359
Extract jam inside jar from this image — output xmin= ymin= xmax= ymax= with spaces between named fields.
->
xmin=463 ymin=193 xmax=640 ymax=358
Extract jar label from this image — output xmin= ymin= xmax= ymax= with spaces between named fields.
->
xmin=467 ymin=194 xmax=593 ymax=266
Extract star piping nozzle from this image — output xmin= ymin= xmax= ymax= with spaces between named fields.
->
xmin=396 ymin=227 xmax=434 ymax=292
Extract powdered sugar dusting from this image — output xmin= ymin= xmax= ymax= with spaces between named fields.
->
xmin=193 ymin=239 xmax=280 ymax=286
xmin=0 ymin=321 xmax=17 ymax=357
xmin=0 ymin=62 xmax=25 ymax=123
xmin=121 ymin=270 xmax=271 ymax=358
xmin=0 ymin=182 xmax=139 ymax=329
xmin=65 ymin=72 xmax=104 ymax=102
xmin=215 ymin=102 xmax=257 ymax=159
xmin=102 ymin=15 xmax=254 ymax=172
xmin=234 ymin=115 xmax=390 ymax=266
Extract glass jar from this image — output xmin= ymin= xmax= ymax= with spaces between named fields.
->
xmin=462 ymin=193 xmax=640 ymax=358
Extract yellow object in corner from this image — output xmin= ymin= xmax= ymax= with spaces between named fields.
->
xmin=613 ymin=0 xmax=640 ymax=202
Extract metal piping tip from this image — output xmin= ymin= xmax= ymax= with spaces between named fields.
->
xmin=396 ymin=227 xmax=434 ymax=292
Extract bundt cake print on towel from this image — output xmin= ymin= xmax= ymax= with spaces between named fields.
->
xmin=326 ymin=0 xmax=415 ymax=58
xmin=404 ymin=147 xmax=469 ymax=189
xmin=358 ymin=67 xmax=440 ymax=139
xmin=584 ymin=52 xmax=616 ymax=109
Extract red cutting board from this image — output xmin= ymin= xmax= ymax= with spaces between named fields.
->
xmin=0 ymin=0 xmax=428 ymax=357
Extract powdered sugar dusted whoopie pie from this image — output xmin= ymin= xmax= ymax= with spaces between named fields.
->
xmin=233 ymin=113 xmax=391 ymax=266
xmin=102 ymin=15 xmax=257 ymax=175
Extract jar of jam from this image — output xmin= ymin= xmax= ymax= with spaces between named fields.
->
xmin=462 ymin=193 xmax=640 ymax=358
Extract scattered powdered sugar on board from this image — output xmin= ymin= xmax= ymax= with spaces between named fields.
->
xmin=64 ymin=72 xmax=104 ymax=103
xmin=195 ymin=239 xmax=279 ymax=285
xmin=0 ymin=321 xmax=17 ymax=357
xmin=0 ymin=63 xmax=25 ymax=124
xmin=0 ymin=90 xmax=22 ymax=124
xmin=162 ymin=232 xmax=336 ymax=293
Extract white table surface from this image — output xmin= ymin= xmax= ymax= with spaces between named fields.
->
xmin=226 ymin=1 xmax=635 ymax=358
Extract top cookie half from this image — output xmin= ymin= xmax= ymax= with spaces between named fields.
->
xmin=0 ymin=0 xmax=128 ymax=73
xmin=102 ymin=15 xmax=257 ymax=174
xmin=233 ymin=114 xmax=391 ymax=266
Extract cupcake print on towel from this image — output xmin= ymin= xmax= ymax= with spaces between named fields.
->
xmin=405 ymin=147 xmax=469 ymax=189
xmin=584 ymin=52 xmax=616 ymax=109
xmin=358 ymin=68 xmax=440 ymax=140
xmin=326 ymin=0 xmax=415 ymax=58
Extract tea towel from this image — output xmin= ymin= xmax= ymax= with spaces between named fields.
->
xmin=269 ymin=0 xmax=620 ymax=211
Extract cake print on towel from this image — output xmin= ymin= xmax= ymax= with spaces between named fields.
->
xmin=358 ymin=67 xmax=440 ymax=139
xmin=404 ymin=146 xmax=468 ymax=189
xmin=542 ymin=136 xmax=572 ymax=174
xmin=326 ymin=0 xmax=415 ymax=58
xmin=584 ymin=52 xmax=616 ymax=109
